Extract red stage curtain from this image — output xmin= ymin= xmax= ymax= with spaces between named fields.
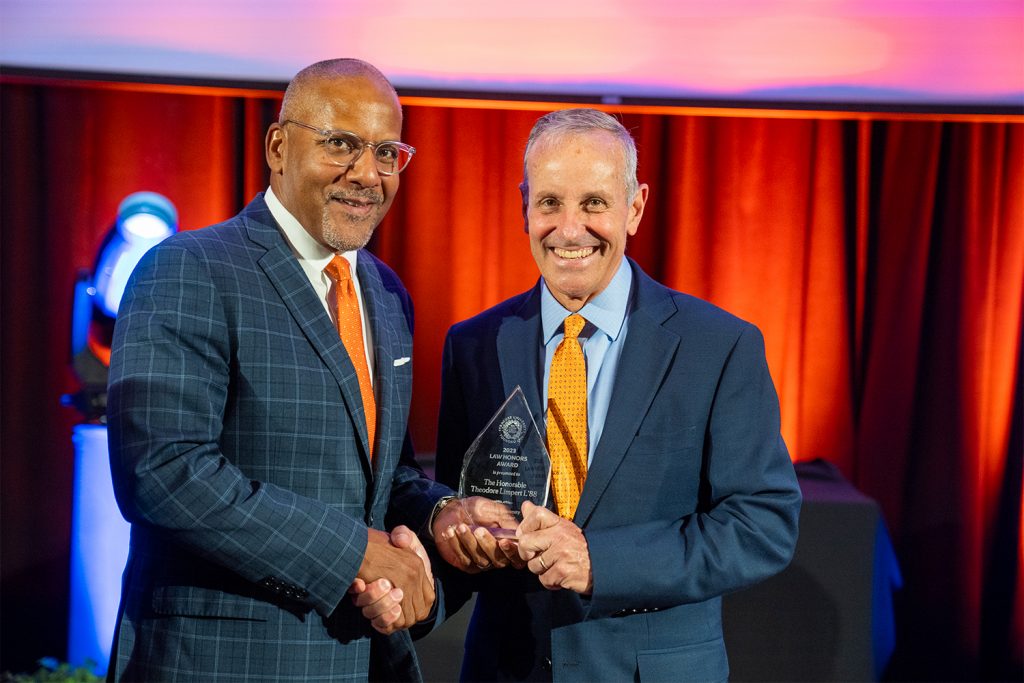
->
xmin=1 ymin=77 xmax=1020 ymax=680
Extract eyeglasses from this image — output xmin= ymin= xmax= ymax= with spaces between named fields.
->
xmin=283 ymin=119 xmax=416 ymax=176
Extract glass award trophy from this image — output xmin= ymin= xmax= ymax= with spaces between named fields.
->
xmin=458 ymin=386 xmax=551 ymax=539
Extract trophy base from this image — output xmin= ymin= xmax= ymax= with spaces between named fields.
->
xmin=473 ymin=525 xmax=518 ymax=540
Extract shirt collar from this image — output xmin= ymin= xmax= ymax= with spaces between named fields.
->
xmin=264 ymin=186 xmax=358 ymax=273
xmin=541 ymin=258 xmax=632 ymax=344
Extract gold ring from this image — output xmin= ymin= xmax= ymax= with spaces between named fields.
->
xmin=538 ymin=556 xmax=548 ymax=571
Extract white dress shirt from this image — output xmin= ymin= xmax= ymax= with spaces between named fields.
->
xmin=264 ymin=187 xmax=375 ymax=384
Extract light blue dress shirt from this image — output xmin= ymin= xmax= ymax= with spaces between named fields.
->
xmin=541 ymin=258 xmax=633 ymax=466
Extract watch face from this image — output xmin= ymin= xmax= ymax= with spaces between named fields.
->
xmin=430 ymin=496 xmax=458 ymax=528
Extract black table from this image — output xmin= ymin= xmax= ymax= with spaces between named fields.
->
xmin=723 ymin=459 xmax=902 ymax=682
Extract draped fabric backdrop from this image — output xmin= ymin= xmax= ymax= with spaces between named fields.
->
xmin=1 ymin=77 xmax=1020 ymax=680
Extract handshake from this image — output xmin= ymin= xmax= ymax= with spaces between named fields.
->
xmin=351 ymin=497 xmax=592 ymax=634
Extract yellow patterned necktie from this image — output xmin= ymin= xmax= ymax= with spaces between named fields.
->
xmin=547 ymin=313 xmax=588 ymax=519
xmin=324 ymin=256 xmax=376 ymax=458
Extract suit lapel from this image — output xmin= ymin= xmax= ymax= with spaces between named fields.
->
xmin=243 ymin=197 xmax=373 ymax=472
xmin=357 ymin=253 xmax=406 ymax=502
xmin=496 ymin=284 xmax=545 ymax=426
xmin=573 ymin=264 xmax=680 ymax=526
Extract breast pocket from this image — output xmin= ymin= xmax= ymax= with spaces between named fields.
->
xmin=616 ymin=424 xmax=702 ymax=514
xmin=627 ymin=423 xmax=700 ymax=454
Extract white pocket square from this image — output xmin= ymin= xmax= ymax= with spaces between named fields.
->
xmin=393 ymin=357 xmax=411 ymax=367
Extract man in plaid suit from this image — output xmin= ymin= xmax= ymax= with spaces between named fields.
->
xmin=107 ymin=58 xmax=455 ymax=681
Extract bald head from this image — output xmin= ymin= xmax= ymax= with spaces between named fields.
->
xmin=279 ymin=58 xmax=400 ymax=125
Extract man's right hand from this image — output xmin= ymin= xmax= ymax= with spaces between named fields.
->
xmin=355 ymin=527 xmax=435 ymax=631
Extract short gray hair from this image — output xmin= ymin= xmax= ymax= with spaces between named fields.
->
xmin=521 ymin=108 xmax=639 ymax=200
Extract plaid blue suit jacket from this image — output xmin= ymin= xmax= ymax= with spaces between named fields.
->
xmin=107 ymin=195 xmax=450 ymax=682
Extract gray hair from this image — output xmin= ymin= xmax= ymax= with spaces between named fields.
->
xmin=279 ymin=58 xmax=399 ymax=123
xmin=521 ymin=108 xmax=639 ymax=200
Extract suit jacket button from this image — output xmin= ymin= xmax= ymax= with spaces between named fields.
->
xmin=542 ymin=657 xmax=552 ymax=672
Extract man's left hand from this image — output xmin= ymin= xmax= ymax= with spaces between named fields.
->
xmin=433 ymin=496 xmax=523 ymax=572
xmin=516 ymin=501 xmax=593 ymax=594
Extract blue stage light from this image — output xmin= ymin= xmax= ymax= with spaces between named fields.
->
xmin=94 ymin=192 xmax=178 ymax=318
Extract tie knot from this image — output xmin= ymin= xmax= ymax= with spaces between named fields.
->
xmin=563 ymin=314 xmax=585 ymax=340
xmin=324 ymin=255 xmax=352 ymax=284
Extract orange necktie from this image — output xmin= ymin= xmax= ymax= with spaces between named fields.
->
xmin=547 ymin=314 xmax=588 ymax=519
xmin=324 ymin=256 xmax=376 ymax=457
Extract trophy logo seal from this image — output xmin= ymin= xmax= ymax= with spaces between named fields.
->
xmin=498 ymin=415 xmax=526 ymax=444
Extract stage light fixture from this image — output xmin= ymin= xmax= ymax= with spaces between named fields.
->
xmin=94 ymin=191 xmax=178 ymax=319
xmin=64 ymin=191 xmax=178 ymax=676
xmin=64 ymin=191 xmax=178 ymax=421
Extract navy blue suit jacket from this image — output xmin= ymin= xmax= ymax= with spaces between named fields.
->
xmin=435 ymin=259 xmax=801 ymax=682
xmin=107 ymin=195 xmax=451 ymax=682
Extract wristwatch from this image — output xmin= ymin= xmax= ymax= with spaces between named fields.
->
xmin=429 ymin=495 xmax=459 ymax=531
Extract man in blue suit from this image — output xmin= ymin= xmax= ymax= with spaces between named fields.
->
xmin=432 ymin=109 xmax=802 ymax=681
xmin=107 ymin=58 xmax=457 ymax=681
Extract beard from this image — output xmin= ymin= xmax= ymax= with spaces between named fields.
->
xmin=320 ymin=209 xmax=376 ymax=252
xmin=319 ymin=190 xmax=385 ymax=252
